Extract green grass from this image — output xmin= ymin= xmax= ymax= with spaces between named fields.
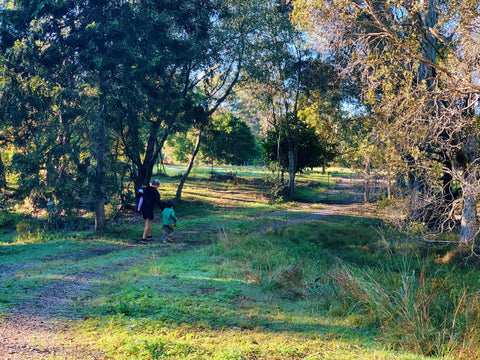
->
xmin=1 ymin=167 xmax=479 ymax=359
xmin=70 ymin=214 xmax=451 ymax=360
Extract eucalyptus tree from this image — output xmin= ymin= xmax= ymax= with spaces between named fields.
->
xmin=173 ymin=0 xmax=269 ymax=201
xmin=236 ymin=0 xmax=312 ymax=199
xmin=293 ymin=0 xmax=480 ymax=244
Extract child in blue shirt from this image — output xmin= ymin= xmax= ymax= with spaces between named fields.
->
xmin=162 ymin=200 xmax=177 ymax=243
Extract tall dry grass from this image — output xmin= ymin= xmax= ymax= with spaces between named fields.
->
xmin=329 ymin=261 xmax=480 ymax=358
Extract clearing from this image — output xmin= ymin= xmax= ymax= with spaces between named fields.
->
xmin=0 ymin=177 xmax=373 ymax=359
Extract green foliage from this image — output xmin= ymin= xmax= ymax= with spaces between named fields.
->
xmin=14 ymin=219 xmax=46 ymax=243
xmin=0 ymin=210 xmax=18 ymax=231
xmin=165 ymin=132 xmax=195 ymax=164
xmin=262 ymin=119 xmax=332 ymax=173
xmin=0 ymin=153 xmax=6 ymax=190
xmin=201 ymin=112 xmax=261 ymax=165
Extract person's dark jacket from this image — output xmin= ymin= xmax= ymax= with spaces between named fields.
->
xmin=141 ymin=186 xmax=164 ymax=211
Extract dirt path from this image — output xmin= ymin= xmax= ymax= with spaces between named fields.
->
xmin=0 ymin=245 xmax=134 ymax=359
xmin=0 ymin=241 xmax=203 ymax=359
xmin=0 ymin=177 xmax=370 ymax=359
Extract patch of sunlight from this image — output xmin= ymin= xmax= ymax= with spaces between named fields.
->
xmin=176 ymin=274 xmax=249 ymax=284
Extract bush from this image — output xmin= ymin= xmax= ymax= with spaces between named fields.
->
xmin=0 ymin=210 xmax=17 ymax=229
xmin=14 ymin=219 xmax=46 ymax=243
xmin=327 ymin=261 xmax=480 ymax=358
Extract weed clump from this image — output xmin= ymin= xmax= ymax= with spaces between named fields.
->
xmin=268 ymin=262 xmax=306 ymax=297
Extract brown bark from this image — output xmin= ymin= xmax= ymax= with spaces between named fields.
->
xmin=94 ymin=89 xmax=107 ymax=232
xmin=460 ymin=188 xmax=477 ymax=245
xmin=175 ymin=128 xmax=202 ymax=201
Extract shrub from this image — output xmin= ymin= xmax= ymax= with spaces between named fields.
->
xmin=14 ymin=219 xmax=45 ymax=243
xmin=328 ymin=261 xmax=480 ymax=358
xmin=0 ymin=210 xmax=17 ymax=229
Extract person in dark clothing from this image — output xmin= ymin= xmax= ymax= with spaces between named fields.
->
xmin=139 ymin=179 xmax=163 ymax=242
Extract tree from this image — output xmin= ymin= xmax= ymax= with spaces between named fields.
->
xmin=0 ymin=0 xmax=95 ymax=211
xmin=262 ymin=119 xmax=325 ymax=175
xmin=0 ymin=1 xmax=147 ymax=229
xmin=297 ymin=59 xmax=343 ymax=173
xmin=201 ymin=112 xmax=260 ymax=165
xmin=175 ymin=105 xmax=209 ymax=201
xmin=165 ymin=132 xmax=195 ymax=164
xmin=108 ymin=0 xmax=208 ymax=192
xmin=293 ymin=0 xmax=480 ymax=244
xmin=234 ymin=0 xmax=312 ymax=199
xmin=174 ymin=0 xmax=272 ymax=201
xmin=80 ymin=1 xmax=114 ymax=231
xmin=0 ymin=135 xmax=6 ymax=191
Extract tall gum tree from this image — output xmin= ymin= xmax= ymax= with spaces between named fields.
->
xmin=293 ymin=0 xmax=480 ymax=245
xmin=236 ymin=0 xmax=313 ymax=199
xmin=172 ymin=0 xmax=269 ymax=201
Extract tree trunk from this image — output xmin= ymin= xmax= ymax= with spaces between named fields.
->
xmin=385 ymin=167 xmax=392 ymax=200
xmin=419 ymin=0 xmax=437 ymax=91
xmin=94 ymin=86 xmax=107 ymax=232
xmin=287 ymin=112 xmax=299 ymax=200
xmin=406 ymin=0 xmax=437 ymax=213
xmin=175 ymin=128 xmax=202 ymax=201
xmin=364 ymin=155 xmax=370 ymax=203
xmin=276 ymin=125 xmax=283 ymax=183
xmin=460 ymin=188 xmax=477 ymax=245
xmin=288 ymin=148 xmax=295 ymax=199
xmin=134 ymin=120 xmax=162 ymax=191
xmin=459 ymin=133 xmax=479 ymax=245
xmin=0 ymin=152 xmax=5 ymax=191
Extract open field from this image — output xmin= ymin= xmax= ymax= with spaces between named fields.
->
xmin=0 ymin=168 xmax=478 ymax=359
